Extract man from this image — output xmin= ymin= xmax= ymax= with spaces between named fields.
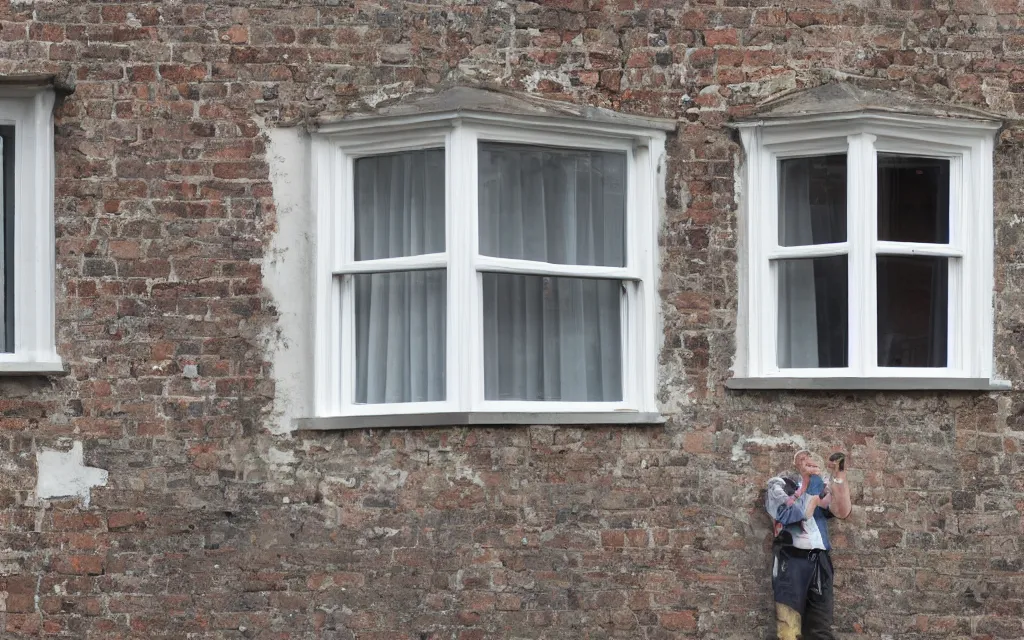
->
xmin=765 ymin=450 xmax=853 ymax=640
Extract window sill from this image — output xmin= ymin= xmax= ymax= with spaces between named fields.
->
xmin=726 ymin=376 xmax=1010 ymax=391
xmin=294 ymin=411 xmax=666 ymax=431
xmin=0 ymin=359 xmax=65 ymax=376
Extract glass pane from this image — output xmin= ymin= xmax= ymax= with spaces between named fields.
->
xmin=354 ymin=149 xmax=445 ymax=260
xmin=353 ymin=270 xmax=446 ymax=403
xmin=777 ymin=256 xmax=848 ymax=368
xmin=877 ymin=256 xmax=948 ymax=368
xmin=482 ymin=274 xmax=622 ymax=401
xmin=778 ymin=155 xmax=847 ymax=247
xmin=878 ymin=155 xmax=949 ymax=244
xmin=478 ymin=143 xmax=626 ymax=267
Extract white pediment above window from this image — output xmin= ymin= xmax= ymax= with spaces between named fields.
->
xmin=735 ymin=82 xmax=1003 ymax=129
xmin=315 ymin=85 xmax=676 ymax=137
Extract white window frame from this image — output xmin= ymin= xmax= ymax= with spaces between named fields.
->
xmin=312 ymin=112 xmax=668 ymax=421
xmin=733 ymin=113 xmax=1002 ymax=389
xmin=0 ymin=86 xmax=60 ymax=374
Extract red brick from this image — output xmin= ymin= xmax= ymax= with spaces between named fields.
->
xmin=53 ymin=555 xmax=104 ymax=576
xmin=659 ymin=610 xmax=698 ymax=631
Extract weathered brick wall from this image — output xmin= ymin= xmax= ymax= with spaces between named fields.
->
xmin=1 ymin=0 xmax=1023 ymax=637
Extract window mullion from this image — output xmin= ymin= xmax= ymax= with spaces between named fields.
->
xmin=337 ymin=150 xmax=355 ymax=414
xmin=976 ymin=137 xmax=996 ymax=379
xmin=847 ymin=132 xmax=877 ymax=376
xmin=314 ymin=140 xmax=342 ymax=416
xmin=624 ymin=143 xmax=643 ymax=409
xmin=448 ymin=124 xmax=479 ymax=411
xmin=950 ymin=154 xmax=967 ymax=374
xmin=752 ymin=132 xmax=773 ymax=375
xmin=636 ymin=138 xmax=661 ymax=412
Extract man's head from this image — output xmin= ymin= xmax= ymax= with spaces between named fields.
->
xmin=793 ymin=449 xmax=821 ymax=477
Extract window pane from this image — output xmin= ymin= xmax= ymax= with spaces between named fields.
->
xmin=777 ymin=256 xmax=848 ymax=368
xmin=877 ymin=256 xmax=948 ymax=368
xmin=778 ymin=155 xmax=846 ymax=247
xmin=482 ymin=274 xmax=622 ymax=401
xmin=878 ymin=155 xmax=949 ymax=244
xmin=353 ymin=270 xmax=446 ymax=403
xmin=478 ymin=143 xmax=626 ymax=267
xmin=354 ymin=149 xmax=445 ymax=260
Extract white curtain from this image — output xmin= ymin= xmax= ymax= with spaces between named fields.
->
xmin=355 ymin=150 xmax=445 ymax=260
xmin=777 ymin=160 xmax=820 ymax=368
xmin=479 ymin=143 xmax=625 ymax=266
xmin=478 ymin=144 xmax=625 ymax=401
xmin=777 ymin=157 xmax=846 ymax=369
xmin=353 ymin=151 xmax=446 ymax=403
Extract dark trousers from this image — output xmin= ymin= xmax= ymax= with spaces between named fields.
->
xmin=772 ymin=546 xmax=835 ymax=640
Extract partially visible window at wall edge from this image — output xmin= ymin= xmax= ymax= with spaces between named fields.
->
xmin=0 ymin=78 xmax=62 ymax=375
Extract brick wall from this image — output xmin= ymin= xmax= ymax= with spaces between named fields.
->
xmin=1 ymin=0 xmax=1023 ymax=637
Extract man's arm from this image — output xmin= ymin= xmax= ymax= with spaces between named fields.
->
xmin=765 ymin=479 xmax=816 ymax=525
xmin=826 ymin=459 xmax=853 ymax=519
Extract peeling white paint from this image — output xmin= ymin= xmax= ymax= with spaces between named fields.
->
xmin=267 ymin=447 xmax=297 ymax=465
xmin=369 ymin=467 xmax=408 ymax=491
xmin=35 ymin=442 xmax=109 ymax=507
xmin=730 ymin=431 xmax=808 ymax=463
xmin=360 ymin=82 xmax=412 ymax=109
xmin=449 ymin=453 xmax=485 ymax=487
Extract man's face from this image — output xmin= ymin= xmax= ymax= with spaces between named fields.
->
xmin=795 ymin=452 xmax=821 ymax=476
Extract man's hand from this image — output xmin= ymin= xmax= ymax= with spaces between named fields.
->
xmin=826 ymin=452 xmax=845 ymax=476
xmin=825 ymin=451 xmax=853 ymax=519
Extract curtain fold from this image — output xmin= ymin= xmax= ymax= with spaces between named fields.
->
xmin=483 ymin=274 xmax=622 ymax=402
xmin=353 ymin=150 xmax=446 ymax=404
xmin=355 ymin=150 xmax=445 ymax=260
xmin=478 ymin=144 xmax=626 ymax=401
xmin=778 ymin=160 xmax=820 ymax=368
xmin=479 ymin=144 xmax=626 ymax=266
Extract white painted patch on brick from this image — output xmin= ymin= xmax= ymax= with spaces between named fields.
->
xmin=370 ymin=466 xmax=408 ymax=491
xmin=267 ymin=447 xmax=297 ymax=465
xmin=731 ymin=432 xmax=808 ymax=463
xmin=35 ymin=442 xmax=109 ymax=507
xmin=263 ymin=125 xmax=314 ymax=435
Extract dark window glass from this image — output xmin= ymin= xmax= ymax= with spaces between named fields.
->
xmin=1 ymin=126 xmax=12 ymax=353
xmin=778 ymin=155 xmax=847 ymax=247
xmin=777 ymin=256 xmax=848 ymax=368
xmin=877 ymin=256 xmax=948 ymax=367
xmin=877 ymin=155 xmax=950 ymax=244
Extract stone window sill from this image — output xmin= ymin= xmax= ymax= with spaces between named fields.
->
xmin=0 ymin=359 xmax=65 ymax=375
xmin=295 ymin=411 xmax=666 ymax=431
xmin=725 ymin=376 xmax=1010 ymax=391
